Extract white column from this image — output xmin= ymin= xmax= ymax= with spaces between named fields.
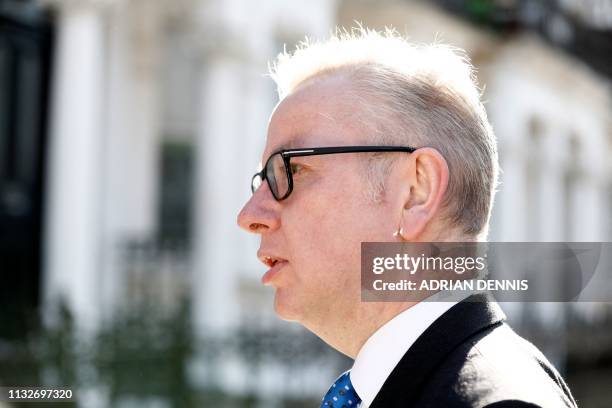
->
xmin=192 ymin=55 xmax=244 ymax=335
xmin=495 ymin=141 xmax=529 ymax=321
xmin=98 ymin=0 xmax=128 ymax=317
xmin=100 ymin=0 xmax=162 ymax=315
xmin=119 ymin=0 xmax=162 ymax=238
xmin=570 ymin=138 xmax=607 ymax=241
xmin=572 ymin=174 xmax=604 ymax=241
xmin=539 ymin=132 xmax=567 ymax=241
xmin=240 ymin=65 xmax=273 ymax=280
xmin=498 ymin=144 xmax=529 ymax=241
xmin=43 ymin=0 xmax=106 ymax=330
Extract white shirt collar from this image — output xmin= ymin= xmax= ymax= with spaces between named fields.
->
xmin=351 ymin=291 xmax=474 ymax=408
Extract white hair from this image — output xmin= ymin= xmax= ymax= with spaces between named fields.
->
xmin=269 ymin=27 xmax=499 ymax=237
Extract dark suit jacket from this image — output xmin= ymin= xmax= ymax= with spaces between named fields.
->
xmin=370 ymin=294 xmax=578 ymax=408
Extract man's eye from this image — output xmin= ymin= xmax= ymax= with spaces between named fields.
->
xmin=289 ymin=163 xmax=303 ymax=175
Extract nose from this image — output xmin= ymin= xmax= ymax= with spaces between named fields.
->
xmin=237 ymin=182 xmax=281 ymax=234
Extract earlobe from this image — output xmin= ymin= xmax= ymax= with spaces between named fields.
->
xmin=397 ymin=207 xmax=428 ymax=240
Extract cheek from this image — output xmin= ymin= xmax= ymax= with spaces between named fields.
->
xmin=284 ymin=185 xmax=378 ymax=284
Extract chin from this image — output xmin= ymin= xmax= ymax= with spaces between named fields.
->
xmin=273 ymin=290 xmax=304 ymax=322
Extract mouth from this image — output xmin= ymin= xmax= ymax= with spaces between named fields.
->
xmin=257 ymin=252 xmax=289 ymax=285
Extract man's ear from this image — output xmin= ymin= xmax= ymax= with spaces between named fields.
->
xmin=397 ymin=147 xmax=449 ymax=240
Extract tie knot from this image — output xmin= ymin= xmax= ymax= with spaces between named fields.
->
xmin=321 ymin=371 xmax=362 ymax=408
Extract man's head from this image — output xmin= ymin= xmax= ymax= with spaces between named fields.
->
xmin=237 ymin=28 xmax=498 ymax=355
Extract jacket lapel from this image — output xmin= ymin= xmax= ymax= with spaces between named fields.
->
xmin=370 ymin=294 xmax=506 ymax=407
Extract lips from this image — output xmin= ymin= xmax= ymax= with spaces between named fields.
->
xmin=257 ymin=251 xmax=288 ymax=267
xmin=257 ymin=251 xmax=288 ymax=285
xmin=261 ymin=255 xmax=281 ymax=268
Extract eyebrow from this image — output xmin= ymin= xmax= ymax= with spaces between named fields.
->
xmin=270 ymin=135 xmax=310 ymax=152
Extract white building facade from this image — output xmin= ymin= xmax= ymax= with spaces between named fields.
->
xmin=40 ymin=0 xmax=611 ymax=404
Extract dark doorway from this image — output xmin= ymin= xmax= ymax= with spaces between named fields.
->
xmin=0 ymin=1 xmax=53 ymax=339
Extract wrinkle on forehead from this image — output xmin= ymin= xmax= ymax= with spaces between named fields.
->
xmin=317 ymin=111 xmax=337 ymax=124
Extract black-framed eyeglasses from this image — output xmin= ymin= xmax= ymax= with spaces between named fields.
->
xmin=251 ymin=145 xmax=417 ymax=201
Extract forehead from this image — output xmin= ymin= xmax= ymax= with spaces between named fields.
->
xmin=264 ymin=75 xmax=370 ymax=156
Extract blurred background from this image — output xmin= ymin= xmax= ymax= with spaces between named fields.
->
xmin=0 ymin=0 xmax=611 ymax=406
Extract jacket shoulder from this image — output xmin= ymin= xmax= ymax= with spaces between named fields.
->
xmin=416 ymin=323 xmax=577 ymax=408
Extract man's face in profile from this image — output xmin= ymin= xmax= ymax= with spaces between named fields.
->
xmin=238 ymin=75 xmax=400 ymax=327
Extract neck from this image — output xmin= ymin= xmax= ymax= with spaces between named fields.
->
xmin=304 ymin=301 xmax=418 ymax=358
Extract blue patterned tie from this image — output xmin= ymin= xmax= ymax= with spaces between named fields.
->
xmin=320 ymin=370 xmax=362 ymax=408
